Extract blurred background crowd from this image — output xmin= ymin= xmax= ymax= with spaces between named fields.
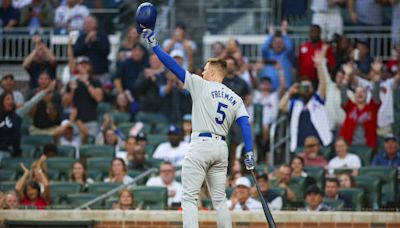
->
xmin=0 ymin=0 xmax=399 ymax=212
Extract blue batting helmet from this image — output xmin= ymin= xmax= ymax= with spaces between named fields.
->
xmin=136 ymin=2 xmax=157 ymax=32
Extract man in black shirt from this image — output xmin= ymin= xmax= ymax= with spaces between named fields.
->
xmin=29 ymin=72 xmax=62 ymax=135
xmin=63 ymin=56 xmax=103 ymax=137
xmin=223 ymin=56 xmax=250 ymax=100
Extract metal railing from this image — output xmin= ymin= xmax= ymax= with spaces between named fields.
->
xmin=76 ymin=168 xmax=158 ymax=210
xmin=203 ymin=26 xmax=392 ymax=62
xmin=0 ymin=28 xmax=121 ymax=62
xmin=269 ymin=114 xmax=290 ymax=166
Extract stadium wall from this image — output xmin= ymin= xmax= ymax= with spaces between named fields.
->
xmin=1 ymin=210 xmax=400 ymax=228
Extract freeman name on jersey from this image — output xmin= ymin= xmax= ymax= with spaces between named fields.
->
xmin=211 ymin=90 xmax=237 ymax=106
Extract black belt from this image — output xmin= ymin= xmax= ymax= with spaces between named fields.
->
xmin=198 ymin=132 xmax=225 ymax=141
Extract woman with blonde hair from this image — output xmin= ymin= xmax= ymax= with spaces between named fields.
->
xmin=113 ymin=188 xmax=136 ymax=210
xmin=105 ymin=158 xmax=133 ymax=184
xmin=69 ymin=161 xmax=94 ymax=192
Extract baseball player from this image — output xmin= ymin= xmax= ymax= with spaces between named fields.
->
xmin=136 ymin=4 xmax=255 ymax=228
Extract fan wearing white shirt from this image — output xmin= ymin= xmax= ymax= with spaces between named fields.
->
xmin=146 ymin=161 xmax=182 ymax=207
xmin=104 ymin=158 xmax=134 ymax=184
xmin=54 ymin=0 xmax=89 ymax=32
xmin=227 ymin=177 xmax=262 ymax=211
xmin=328 ymin=137 xmax=361 ymax=176
xmin=152 ymin=125 xmax=189 ymax=166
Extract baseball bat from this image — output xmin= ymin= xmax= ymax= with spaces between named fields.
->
xmin=250 ymin=170 xmax=277 ymax=228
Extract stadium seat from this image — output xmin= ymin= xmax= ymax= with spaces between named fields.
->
xmin=201 ymin=196 xmax=213 ymax=210
xmin=87 ymin=171 xmax=103 ymax=182
xmin=127 ymin=170 xmax=147 ymax=185
xmin=66 ymin=193 xmax=101 ymax=209
xmin=0 ymin=170 xmax=16 ymax=181
xmin=21 ymin=135 xmax=54 ymax=148
xmin=144 ymin=144 xmax=156 ymax=157
xmin=303 ymin=166 xmax=325 ymax=190
xmin=145 ymin=158 xmax=164 ymax=169
xmin=1 ymin=158 xmax=35 ymax=175
xmin=289 ymin=176 xmax=306 ymax=201
xmin=88 ymin=182 xmax=121 ymax=195
xmin=97 ymin=102 xmax=112 ymax=115
xmin=132 ymin=186 xmax=168 ymax=210
xmin=359 ymin=166 xmax=397 ymax=207
xmin=118 ymin=122 xmax=134 ymax=137
xmin=339 ymin=188 xmax=365 ymax=211
xmin=147 ymin=134 xmax=168 ymax=147
xmin=46 ymin=204 xmax=74 ymax=210
xmin=46 ymin=157 xmax=75 ymax=181
xmin=354 ymin=176 xmax=381 ymax=210
xmin=255 ymin=164 xmax=275 ymax=174
xmin=136 ymin=112 xmax=166 ymax=125
xmin=323 ymin=198 xmax=345 ymax=211
xmin=225 ymin=187 xmax=234 ymax=199
xmin=104 ymin=196 xmax=119 ymax=209
xmin=112 ymin=112 xmax=131 ymax=125
xmin=57 ymin=145 xmax=76 ymax=158
xmin=349 ymin=145 xmax=372 ymax=166
xmin=20 ymin=144 xmax=37 ymax=158
xmin=152 ymin=123 xmax=169 ymax=134
xmin=49 ymin=182 xmax=81 ymax=204
xmin=80 ymin=145 xmax=115 ymax=159
xmin=86 ymin=157 xmax=113 ymax=180
xmin=0 ymin=181 xmax=16 ymax=192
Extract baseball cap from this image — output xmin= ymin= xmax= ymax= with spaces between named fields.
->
xmin=1 ymin=73 xmax=14 ymax=80
xmin=170 ymin=49 xmax=184 ymax=59
xmin=76 ymin=56 xmax=91 ymax=64
xmin=384 ymin=134 xmax=398 ymax=142
xmin=168 ymin=125 xmax=181 ymax=135
xmin=182 ymin=114 xmax=192 ymax=122
xmin=235 ymin=177 xmax=251 ymax=188
xmin=136 ymin=132 xmax=147 ymax=141
xmin=306 ymin=185 xmax=323 ymax=195
xmin=61 ymin=119 xmax=73 ymax=129
xmin=256 ymin=173 xmax=269 ymax=182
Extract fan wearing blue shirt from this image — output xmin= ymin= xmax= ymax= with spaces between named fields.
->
xmin=371 ymin=134 xmax=400 ymax=167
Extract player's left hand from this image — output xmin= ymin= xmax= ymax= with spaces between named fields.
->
xmin=142 ymin=28 xmax=158 ymax=48
xmin=243 ymin=151 xmax=255 ymax=170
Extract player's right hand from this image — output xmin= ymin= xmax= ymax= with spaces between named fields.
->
xmin=243 ymin=151 xmax=255 ymax=170
xmin=142 ymin=29 xmax=158 ymax=48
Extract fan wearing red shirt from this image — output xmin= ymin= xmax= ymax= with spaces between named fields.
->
xmin=298 ymin=25 xmax=336 ymax=81
xmin=19 ymin=181 xmax=49 ymax=209
xmin=385 ymin=44 xmax=400 ymax=75
xmin=339 ymin=72 xmax=381 ymax=150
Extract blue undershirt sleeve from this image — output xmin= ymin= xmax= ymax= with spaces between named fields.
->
xmin=153 ymin=45 xmax=186 ymax=83
xmin=236 ymin=116 xmax=253 ymax=153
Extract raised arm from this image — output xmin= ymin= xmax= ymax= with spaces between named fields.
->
xmin=142 ymin=29 xmax=186 ymax=83
xmin=15 ymin=163 xmax=30 ymax=200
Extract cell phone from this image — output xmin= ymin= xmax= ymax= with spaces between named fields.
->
xmin=264 ymin=60 xmax=277 ymax=65
xmin=353 ymin=49 xmax=360 ymax=61
xmin=300 ymin=84 xmax=311 ymax=93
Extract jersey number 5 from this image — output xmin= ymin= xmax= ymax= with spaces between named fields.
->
xmin=215 ymin=102 xmax=228 ymax=125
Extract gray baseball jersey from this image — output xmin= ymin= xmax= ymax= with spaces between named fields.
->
xmin=183 ymin=71 xmax=249 ymax=135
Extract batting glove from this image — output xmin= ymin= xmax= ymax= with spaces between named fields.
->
xmin=243 ymin=151 xmax=255 ymax=170
xmin=142 ymin=28 xmax=158 ymax=48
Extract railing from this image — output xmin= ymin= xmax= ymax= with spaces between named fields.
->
xmin=0 ymin=28 xmax=121 ymax=62
xmin=269 ymin=114 xmax=290 ymax=166
xmin=76 ymin=168 xmax=158 ymax=210
xmin=203 ymin=26 xmax=392 ymax=62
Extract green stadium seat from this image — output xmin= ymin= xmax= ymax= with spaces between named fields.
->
xmin=97 ymin=102 xmax=112 ymax=115
xmin=86 ymin=157 xmax=112 ymax=180
xmin=46 ymin=157 xmax=75 ymax=180
xmin=349 ymin=145 xmax=372 ymax=166
xmin=320 ymin=146 xmax=334 ymax=161
xmin=66 ymin=193 xmax=101 ymax=208
xmin=294 ymin=146 xmax=304 ymax=154
xmin=21 ymin=135 xmax=53 ymax=148
xmin=46 ymin=204 xmax=74 ymax=210
xmin=80 ymin=145 xmax=114 ymax=159
xmin=354 ymin=176 xmax=381 ymax=210
xmin=132 ymin=186 xmax=168 ymax=210
xmin=0 ymin=170 xmax=16 ymax=181
xmin=104 ymin=196 xmax=119 ymax=209
xmin=145 ymin=158 xmax=164 ymax=169
xmin=255 ymin=164 xmax=274 ymax=174
xmin=49 ymin=182 xmax=81 ymax=204
xmin=20 ymin=144 xmax=36 ymax=158
xmin=175 ymin=175 xmax=181 ymax=183
xmin=144 ymin=144 xmax=156 ymax=157
xmin=225 ymin=187 xmax=234 ymax=199
xmin=152 ymin=123 xmax=169 ymax=134
xmin=87 ymin=170 xmax=103 ymax=182
xmin=112 ymin=111 xmax=131 ymax=125
xmin=136 ymin=112 xmax=167 ymax=125
xmin=201 ymin=196 xmax=213 ymax=210
xmin=323 ymin=198 xmax=345 ymax=211
xmin=1 ymin=158 xmax=35 ymax=175
xmin=0 ymin=181 xmax=16 ymax=192
xmin=289 ymin=176 xmax=306 ymax=200
xmin=57 ymin=145 xmax=76 ymax=158
xmin=118 ymin=122 xmax=134 ymax=137
xmin=147 ymin=134 xmax=168 ymax=147
xmin=359 ymin=166 xmax=397 ymax=207
xmin=127 ymin=170 xmax=147 ymax=185
xmin=303 ymin=166 xmax=325 ymax=190
xmin=88 ymin=182 xmax=121 ymax=195
xmin=339 ymin=188 xmax=365 ymax=211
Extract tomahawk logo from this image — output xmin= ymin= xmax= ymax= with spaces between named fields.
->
xmin=0 ymin=117 xmax=13 ymax=128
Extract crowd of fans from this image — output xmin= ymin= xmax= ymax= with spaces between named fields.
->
xmin=0 ymin=0 xmax=399 ymax=212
